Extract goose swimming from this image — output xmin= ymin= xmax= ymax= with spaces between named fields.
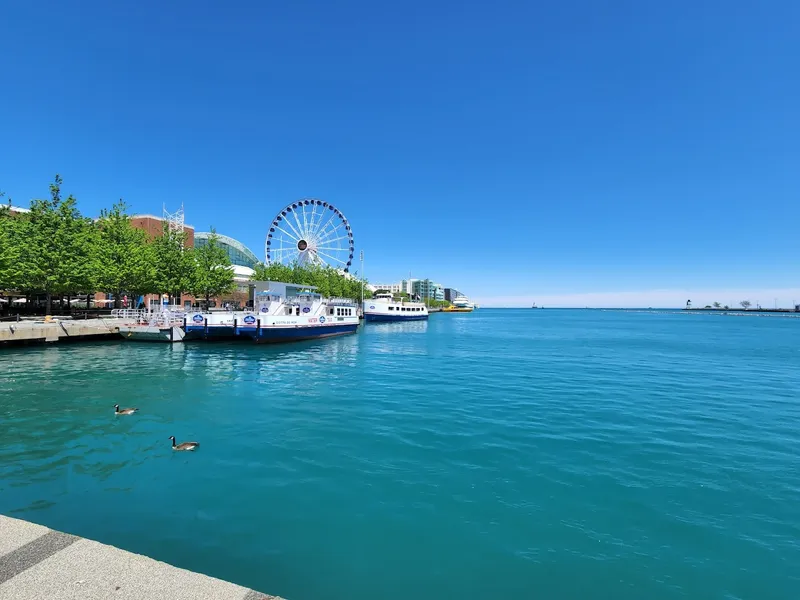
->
xmin=114 ymin=404 xmax=138 ymax=415
xmin=169 ymin=436 xmax=199 ymax=451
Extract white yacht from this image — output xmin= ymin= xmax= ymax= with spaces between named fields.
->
xmin=443 ymin=295 xmax=474 ymax=312
xmin=363 ymin=293 xmax=429 ymax=322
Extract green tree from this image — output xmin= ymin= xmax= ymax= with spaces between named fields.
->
xmin=740 ymin=300 xmax=752 ymax=310
xmin=189 ymin=229 xmax=235 ymax=306
xmin=152 ymin=222 xmax=194 ymax=303
xmin=0 ymin=193 xmax=20 ymax=292
xmin=95 ymin=200 xmax=156 ymax=308
xmin=251 ymin=262 xmax=366 ymax=301
xmin=21 ymin=175 xmax=97 ymax=311
xmin=712 ymin=302 xmax=721 ymax=308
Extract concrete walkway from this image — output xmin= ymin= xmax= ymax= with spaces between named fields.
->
xmin=0 ymin=318 xmax=126 ymax=345
xmin=0 ymin=515 xmax=282 ymax=600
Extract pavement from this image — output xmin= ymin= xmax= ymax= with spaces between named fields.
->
xmin=0 ymin=318 xmax=128 ymax=344
xmin=0 ymin=515 xmax=282 ymax=600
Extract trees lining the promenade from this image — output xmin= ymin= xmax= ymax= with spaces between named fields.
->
xmin=0 ymin=175 xmax=233 ymax=308
xmin=2 ymin=176 xmax=98 ymax=311
xmin=189 ymin=229 xmax=236 ymax=306
xmin=95 ymin=200 xmax=157 ymax=308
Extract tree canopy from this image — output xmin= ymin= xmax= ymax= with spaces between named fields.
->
xmin=0 ymin=175 xmax=236 ymax=308
xmin=251 ymin=262 xmax=366 ymax=301
xmin=95 ymin=200 xmax=156 ymax=308
xmin=9 ymin=176 xmax=99 ymax=309
xmin=151 ymin=223 xmax=195 ymax=303
xmin=189 ymin=229 xmax=235 ymax=305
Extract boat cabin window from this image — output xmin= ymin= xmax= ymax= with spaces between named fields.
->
xmin=328 ymin=306 xmax=334 ymax=315
xmin=285 ymin=306 xmax=293 ymax=315
xmin=388 ymin=306 xmax=394 ymax=311
xmin=295 ymin=307 xmax=300 ymax=316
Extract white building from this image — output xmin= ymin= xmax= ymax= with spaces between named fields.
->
xmin=372 ymin=283 xmax=404 ymax=294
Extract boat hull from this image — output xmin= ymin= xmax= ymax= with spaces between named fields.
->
xmin=251 ymin=323 xmax=358 ymax=343
xmin=364 ymin=313 xmax=428 ymax=322
xmin=183 ymin=322 xmax=359 ymax=343
xmin=119 ymin=326 xmax=185 ymax=343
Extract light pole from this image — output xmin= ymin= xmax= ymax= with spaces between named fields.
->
xmin=360 ymin=250 xmax=364 ymax=305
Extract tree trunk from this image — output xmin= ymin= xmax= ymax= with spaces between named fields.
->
xmin=46 ymin=292 xmax=52 ymax=315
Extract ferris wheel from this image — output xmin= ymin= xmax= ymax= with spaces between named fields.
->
xmin=265 ymin=198 xmax=355 ymax=272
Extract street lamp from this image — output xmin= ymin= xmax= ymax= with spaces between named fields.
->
xmin=360 ymin=250 xmax=364 ymax=305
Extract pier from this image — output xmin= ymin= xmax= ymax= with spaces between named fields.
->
xmin=0 ymin=318 xmax=127 ymax=346
xmin=0 ymin=514 xmax=281 ymax=599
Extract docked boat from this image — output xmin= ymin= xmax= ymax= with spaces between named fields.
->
xmin=443 ymin=295 xmax=474 ymax=313
xmin=116 ymin=307 xmax=187 ymax=343
xmin=119 ymin=324 xmax=185 ymax=343
xmin=363 ymin=293 xmax=428 ymax=322
xmin=183 ymin=282 xmax=359 ymax=343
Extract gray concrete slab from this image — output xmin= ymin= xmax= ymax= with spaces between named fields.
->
xmin=0 ymin=516 xmax=283 ymax=600
xmin=0 ymin=531 xmax=78 ymax=585
xmin=0 ymin=517 xmax=50 ymax=557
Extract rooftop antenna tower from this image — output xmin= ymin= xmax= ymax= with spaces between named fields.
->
xmin=163 ymin=203 xmax=185 ymax=240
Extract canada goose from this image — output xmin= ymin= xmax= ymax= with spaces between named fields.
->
xmin=169 ymin=436 xmax=199 ymax=451
xmin=114 ymin=404 xmax=138 ymax=415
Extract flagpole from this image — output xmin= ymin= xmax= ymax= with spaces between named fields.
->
xmin=360 ymin=250 xmax=364 ymax=305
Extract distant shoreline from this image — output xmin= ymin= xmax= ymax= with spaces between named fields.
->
xmin=683 ymin=307 xmax=799 ymax=314
xmin=476 ymin=307 xmax=800 ymax=313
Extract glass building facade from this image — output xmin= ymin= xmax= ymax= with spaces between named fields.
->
xmin=194 ymin=232 xmax=260 ymax=269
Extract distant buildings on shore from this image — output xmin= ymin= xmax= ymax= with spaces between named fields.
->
xmin=369 ymin=278 xmax=464 ymax=303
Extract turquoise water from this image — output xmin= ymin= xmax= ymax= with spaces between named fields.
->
xmin=1 ymin=310 xmax=799 ymax=599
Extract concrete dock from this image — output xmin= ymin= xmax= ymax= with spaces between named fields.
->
xmin=0 ymin=515 xmax=282 ymax=599
xmin=0 ymin=318 xmax=127 ymax=345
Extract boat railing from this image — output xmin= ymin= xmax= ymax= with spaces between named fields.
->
xmin=110 ymin=308 xmax=148 ymax=321
xmin=326 ymin=297 xmax=357 ymax=306
xmin=147 ymin=309 xmax=186 ymax=327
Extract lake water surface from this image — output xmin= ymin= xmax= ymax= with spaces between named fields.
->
xmin=1 ymin=309 xmax=798 ymax=599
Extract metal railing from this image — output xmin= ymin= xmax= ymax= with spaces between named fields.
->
xmin=326 ymin=297 xmax=358 ymax=306
xmin=110 ymin=309 xmax=148 ymax=320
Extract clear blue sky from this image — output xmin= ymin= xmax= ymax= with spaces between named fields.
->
xmin=2 ymin=1 xmax=799 ymax=306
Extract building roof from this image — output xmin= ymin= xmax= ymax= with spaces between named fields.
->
xmin=195 ymin=231 xmax=260 ymax=268
xmin=131 ymin=214 xmax=195 ymax=229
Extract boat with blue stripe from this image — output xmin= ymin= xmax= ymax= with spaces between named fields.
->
xmin=183 ymin=282 xmax=359 ymax=343
xmin=362 ymin=293 xmax=429 ymax=322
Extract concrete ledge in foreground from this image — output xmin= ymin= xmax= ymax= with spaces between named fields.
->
xmin=0 ymin=515 xmax=283 ymax=600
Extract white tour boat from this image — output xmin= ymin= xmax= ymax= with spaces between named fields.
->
xmin=183 ymin=282 xmax=359 ymax=343
xmin=363 ymin=292 xmax=429 ymax=322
